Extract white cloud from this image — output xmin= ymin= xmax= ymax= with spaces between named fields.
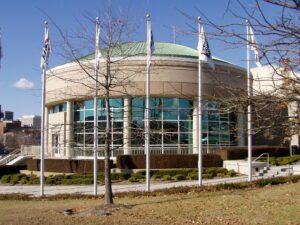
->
xmin=14 ymin=78 xmax=35 ymax=89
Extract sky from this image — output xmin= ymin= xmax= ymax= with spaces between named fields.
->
xmin=0 ymin=0 xmax=278 ymax=118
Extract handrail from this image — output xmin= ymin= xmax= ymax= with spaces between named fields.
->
xmin=253 ymin=153 xmax=269 ymax=168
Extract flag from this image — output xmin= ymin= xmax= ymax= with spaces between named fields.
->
xmin=198 ymin=24 xmax=215 ymax=70
xmin=249 ymin=26 xmax=262 ymax=67
xmin=150 ymin=30 xmax=155 ymax=54
xmin=40 ymin=23 xmax=51 ymax=69
xmin=96 ymin=18 xmax=102 ymax=62
xmin=0 ymin=29 xmax=2 ymax=70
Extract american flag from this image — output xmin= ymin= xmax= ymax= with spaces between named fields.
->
xmin=40 ymin=24 xmax=51 ymax=69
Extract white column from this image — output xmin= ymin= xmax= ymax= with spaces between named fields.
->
xmin=123 ymin=97 xmax=131 ymax=155
xmin=65 ymin=101 xmax=74 ymax=158
xmin=192 ymin=99 xmax=198 ymax=154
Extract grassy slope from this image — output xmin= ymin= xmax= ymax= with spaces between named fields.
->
xmin=0 ymin=182 xmax=299 ymax=225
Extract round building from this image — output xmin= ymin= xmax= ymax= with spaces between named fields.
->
xmin=44 ymin=42 xmax=246 ymax=159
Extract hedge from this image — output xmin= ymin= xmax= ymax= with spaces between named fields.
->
xmin=0 ymin=165 xmax=27 ymax=177
xmin=27 ymin=159 xmax=113 ymax=173
xmin=116 ymin=154 xmax=223 ymax=169
xmin=216 ymin=146 xmax=290 ymax=160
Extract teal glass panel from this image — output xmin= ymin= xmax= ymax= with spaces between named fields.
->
xmin=180 ymin=109 xmax=192 ymax=120
xmin=179 ymin=99 xmax=192 ymax=108
xmin=84 ymin=100 xmax=94 ymax=109
xmin=150 ymin=98 xmax=162 ymax=109
xmin=150 ymin=108 xmax=162 ymax=120
xmin=85 ymin=110 xmax=94 ymax=121
xmin=109 ymin=98 xmax=123 ymax=108
xmin=98 ymin=110 xmax=106 ymax=121
xmin=74 ymin=111 xmax=84 ymax=121
xmin=97 ymin=99 xmax=106 ymax=109
xmin=112 ymin=109 xmax=123 ymax=120
xmin=163 ymin=98 xmax=178 ymax=109
xmin=163 ymin=109 xmax=178 ymax=120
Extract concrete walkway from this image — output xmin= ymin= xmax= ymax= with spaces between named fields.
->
xmin=0 ymin=174 xmax=279 ymax=197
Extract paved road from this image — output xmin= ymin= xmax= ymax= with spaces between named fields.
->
xmin=0 ymin=175 xmax=277 ymax=197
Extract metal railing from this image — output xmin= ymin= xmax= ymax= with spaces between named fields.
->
xmin=0 ymin=149 xmax=21 ymax=166
xmin=253 ymin=153 xmax=270 ymax=168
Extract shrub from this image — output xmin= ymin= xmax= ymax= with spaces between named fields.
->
xmin=162 ymin=175 xmax=172 ymax=181
xmin=187 ymin=172 xmax=198 ymax=180
xmin=111 ymin=172 xmax=131 ymax=181
xmin=28 ymin=175 xmax=39 ymax=184
xmin=152 ymin=174 xmax=161 ymax=180
xmin=1 ymin=175 xmax=11 ymax=184
xmin=20 ymin=176 xmax=28 ymax=184
xmin=227 ymin=170 xmax=237 ymax=177
xmin=202 ymin=173 xmax=214 ymax=179
xmin=173 ymin=174 xmax=186 ymax=181
xmin=128 ymin=177 xmax=139 ymax=183
xmin=10 ymin=174 xmax=26 ymax=185
xmin=131 ymin=172 xmax=145 ymax=180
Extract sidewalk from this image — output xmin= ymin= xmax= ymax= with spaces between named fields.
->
xmin=0 ymin=174 xmax=277 ymax=197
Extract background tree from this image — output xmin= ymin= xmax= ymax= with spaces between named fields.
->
xmin=48 ymin=5 xmax=141 ymax=204
xmin=188 ymin=0 xmax=300 ymax=146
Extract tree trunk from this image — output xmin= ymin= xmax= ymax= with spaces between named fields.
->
xmin=104 ymin=60 xmax=113 ymax=204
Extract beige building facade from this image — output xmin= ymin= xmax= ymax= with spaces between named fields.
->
xmin=44 ymin=42 xmax=247 ymax=159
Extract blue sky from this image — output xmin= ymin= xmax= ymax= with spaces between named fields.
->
xmin=0 ymin=0 xmax=277 ymax=118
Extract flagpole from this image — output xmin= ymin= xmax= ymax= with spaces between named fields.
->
xmin=197 ymin=17 xmax=203 ymax=187
xmin=40 ymin=21 xmax=48 ymax=197
xmin=145 ymin=14 xmax=151 ymax=192
xmin=93 ymin=17 xmax=100 ymax=196
xmin=246 ymin=20 xmax=252 ymax=182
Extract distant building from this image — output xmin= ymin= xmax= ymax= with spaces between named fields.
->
xmin=3 ymin=111 xmax=13 ymax=121
xmin=19 ymin=115 xmax=41 ymax=129
xmin=0 ymin=121 xmax=21 ymax=137
xmin=0 ymin=105 xmax=14 ymax=121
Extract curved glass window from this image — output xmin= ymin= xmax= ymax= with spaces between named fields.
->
xmin=73 ymin=98 xmax=124 ymax=151
xmin=131 ymin=97 xmax=193 ymax=153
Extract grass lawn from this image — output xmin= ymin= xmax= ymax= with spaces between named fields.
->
xmin=0 ymin=182 xmax=299 ymax=225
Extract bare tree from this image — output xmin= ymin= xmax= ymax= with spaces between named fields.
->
xmin=47 ymin=5 xmax=141 ymax=204
xmin=187 ymin=0 xmax=300 ymax=146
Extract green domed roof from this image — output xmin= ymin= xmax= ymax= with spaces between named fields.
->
xmin=82 ymin=42 xmax=232 ymax=65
